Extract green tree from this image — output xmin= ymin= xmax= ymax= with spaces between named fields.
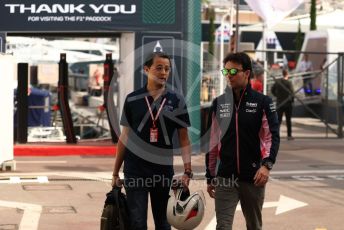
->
xmin=202 ymin=0 xmax=210 ymax=20
xmin=310 ymin=0 xmax=317 ymax=30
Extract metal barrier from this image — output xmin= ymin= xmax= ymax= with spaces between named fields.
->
xmin=201 ymin=50 xmax=344 ymax=139
xmin=263 ymin=50 xmax=343 ymax=138
xmin=14 ymin=53 xmax=118 ymax=143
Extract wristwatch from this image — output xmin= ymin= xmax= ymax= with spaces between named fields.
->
xmin=262 ymin=161 xmax=273 ymax=170
xmin=184 ymin=170 xmax=193 ymax=179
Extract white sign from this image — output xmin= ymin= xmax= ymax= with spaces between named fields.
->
xmin=4 ymin=4 xmax=136 ymax=14
xmin=215 ymin=23 xmax=232 ymax=43
xmin=0 ymin=55 xmax=15 ymax=167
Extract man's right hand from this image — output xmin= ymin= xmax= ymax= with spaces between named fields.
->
xmin=207 ymin=184 xmax=215 ymax=198
xmin=111 ymin=175 xmax=123 ymax=187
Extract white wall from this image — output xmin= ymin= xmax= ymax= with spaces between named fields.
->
xmin=118 ymin=33 xmax=135 ymax=121
xmin=0 ymin=55 xmax=14 ymax=165
xmin=326 ymin=29 xmax=344 ymax=100
xmin=299 ymin=29 xmax=344 ymax=100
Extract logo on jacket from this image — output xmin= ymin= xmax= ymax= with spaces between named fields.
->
xmin=245 ymin=102 xmax=257 ymax=113
xmin=246 ymin=102 xmax=257 ymax=108
xmin=246 ymin=108 xmax=256 ymax=113
xmin=269 ymin=103 xmax=276 ymax=112
xmin=164 ymin=105 xmax=174 ymax=112
xmin=219 ymin=103 xmax=231 ymax=118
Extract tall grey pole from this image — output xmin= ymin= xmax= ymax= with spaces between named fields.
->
xmin=338 ymin=53 xmax=344 ymax=138
xmin=325 ymin=62 xmax=329 ymax=137
xmin=263 ymin=23 xmax=268 ymax=95
xmin=0 ymin=33 xmax=6 ymax=53
xmin=235 ymin=0 xmax=240 ymax=52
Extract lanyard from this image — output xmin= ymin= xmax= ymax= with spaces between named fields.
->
xmin=144 ymin=96 xmax=166 ymax=128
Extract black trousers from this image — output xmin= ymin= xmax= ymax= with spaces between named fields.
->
xmin=303 ymin=74 xmax=313 ymax=95
xmin=277 ymin=104 xmax=293 ymax=137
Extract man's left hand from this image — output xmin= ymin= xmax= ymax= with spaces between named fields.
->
xmin=181 ymin=173 xmax=191 ymax=190
xmin=254 ymin=166 xmax=270 ymax=187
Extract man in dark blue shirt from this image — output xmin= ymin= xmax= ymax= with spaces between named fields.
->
xmin=112 ymin=52 xmax=192 ymax=230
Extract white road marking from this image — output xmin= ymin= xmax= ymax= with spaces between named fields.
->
xmin=16 ymin=161 xmax=67 ymax=164
xmin=291 ymin=175 xmax=325 ymax=181
xmin=0 ymin=176 xmax=49 ymax=184
xmin=37 ymin=176 xmax=49 ymax=183
xmin=205 ymin=214 xmax=217 ymax=230
xmin=9 ymin=177 xmax=21 ymax=183
xmin=192 ymin=169 xmax=344 ymax=178
xmin=1 ymin=169 xmax=344 ymax=185
xmin=265 ymin=195 xmax=307 ymax=215
xmin=277 ymin=160 xmax=301 ymax=162
xmin=271 ymin=169 xmax=344 ymax=175
xmin=327 ymin=175 xmax=344 ymax=180
xmin=0 ymin=200 xmax=42 ymax=230
xmin=1 ymin=170 xmax=344 ymax=184
xmin=53 ymin=171 xmax=121 ymax=181
xmin=0 ymin=171 xmax=113 ymax=177
xmin=205 ymin=195 xmax=308 ymax=229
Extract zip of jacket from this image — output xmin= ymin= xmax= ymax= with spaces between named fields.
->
xmin=234 ymin=87 xmax=247 ymax=175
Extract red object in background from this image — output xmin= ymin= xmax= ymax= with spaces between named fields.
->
xmin=271 ymin=63 xmax=280 ymax=70
xmin=52 ymin=104 xmax=60 ymax=111
xmin=98 ymin=105 xmax=106 ymax=112
xmin=91 ymin=69 xmax=102 ymax=86
xmin=250 ymin=79 xmax=263 ymax=93
xmin=103 ymin=63 xmax=110 ymax=83
xmin=288 ymin=61 xmax=296 ymax=69
xmin=14 ymin=143 xmax=117 ymax=156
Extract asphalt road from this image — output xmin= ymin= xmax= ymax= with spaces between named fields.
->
xmin=1 ymin=136 xmax=344 ymax=229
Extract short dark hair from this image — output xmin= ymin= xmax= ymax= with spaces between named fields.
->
xmin=144 ymin=52 xmax=171 ymax=67
xmin=223 ymin=52 xmax=253 ymax=79
xmin=282 ymin=69 xmax=288 ymax=76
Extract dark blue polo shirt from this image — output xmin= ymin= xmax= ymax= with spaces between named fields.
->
xmin=120 ymin=85 xmax=191 ymax=178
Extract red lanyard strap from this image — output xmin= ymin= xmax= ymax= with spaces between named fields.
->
xmin=145 ymin=96 xmax=166 ymax=127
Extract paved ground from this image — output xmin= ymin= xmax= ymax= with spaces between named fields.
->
xmin=1 ymin=121 xmax=344 ymax=230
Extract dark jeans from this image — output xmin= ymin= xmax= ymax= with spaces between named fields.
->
xmin=303 ymin=74 xmax=313 ymax=95
xmin=124 ymin=176 xmax=172 ymax=230
xmin=277 ymin=104 xmax=293 ymax=137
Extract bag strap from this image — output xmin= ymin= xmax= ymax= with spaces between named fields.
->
xmin=113 ymin=187 xmax=125 ymax=230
